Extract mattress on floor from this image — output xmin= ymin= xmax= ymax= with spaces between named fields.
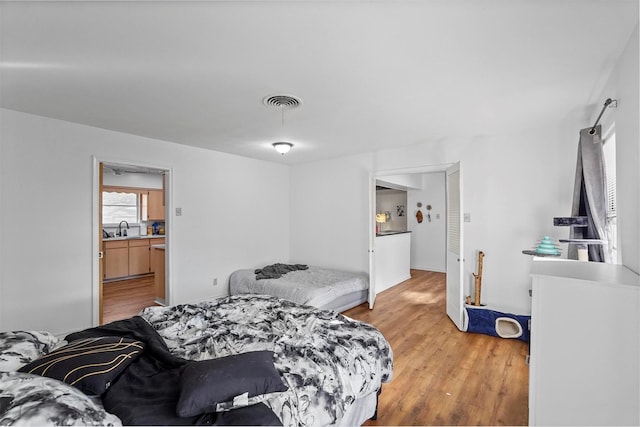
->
xmin=230 ymin=266 xmax=369 ymax=311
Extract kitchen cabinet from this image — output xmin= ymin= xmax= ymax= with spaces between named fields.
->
xmin=104 ymin=240 xmax=129 ymax=280
xmin=148 ymin=238 xmax=165 ymax=273
xmin=128 ymin=239 xmax=150 ymax=276
xmin=151 ymin=245 xmax=165 ymax=303
xmin=147 ymin=190 xmax=164 ymax=220
xmin=104 ymin=238 xmax=165 ymax=280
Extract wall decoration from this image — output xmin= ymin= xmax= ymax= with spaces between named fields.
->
xmin=396 ymin=205 xmax=405 ymax=217
xmin=416 ymin=209 xmax=423 ymax=223
xmin=426 ymin=204 xmax=432 ymax=222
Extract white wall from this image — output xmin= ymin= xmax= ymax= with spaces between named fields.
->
xmin=377 ymin=128 xmax=581 ymax=315
xmin=407 ymin=172 xmax=446 ymax=272
xmin=290 ymin=25 xmax=638 ymax=314
xmin=289 ymin=153 xmax=373 ymax=273
xmin=376 ymin=189 xmax=407 ymax=232
xmin=0 ymin=109 xmax=290 ymax=335
xmin=595 ymin=24 xmax=639 ymax=274
xmin=290 ymin=123 xmax=579 ymax=315
xmin=1 ymin=27 xmax=635 ymax=335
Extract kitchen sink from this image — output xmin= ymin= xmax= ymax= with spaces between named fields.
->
xmin=104 ymin=235 xmax=165 ymax=240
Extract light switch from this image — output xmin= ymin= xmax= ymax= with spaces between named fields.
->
xmin=464 ymin=213 xmax=471 ymax=222
xmin=176 ymin=207 xmax=182 ymax=216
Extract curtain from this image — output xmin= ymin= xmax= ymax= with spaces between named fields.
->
xmin=568 ymin=126 xmax=609 ymax=262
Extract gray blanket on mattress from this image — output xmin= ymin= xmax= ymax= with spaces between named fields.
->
xmin=254 ymin=263 xmax=308 ymax=280
xmin=230 ymin=266 xmax=369 ymax=309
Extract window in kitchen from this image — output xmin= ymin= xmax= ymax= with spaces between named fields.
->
xmin=102 ymin=191 xmax=139 ymax=225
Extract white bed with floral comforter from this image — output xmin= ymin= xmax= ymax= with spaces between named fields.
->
xmin=140 ymin=294 xmax=393 ymax=426
xmin=0 ymin=294 xmax=393 ymax=426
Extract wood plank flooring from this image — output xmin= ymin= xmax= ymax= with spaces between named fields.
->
xmin=102 ymin=275 xmax=159 ymax=324
xmin=103 ymin=269 xmax=528 ymax=425
xmin=343 ymin=269 xmax=529 ymax=426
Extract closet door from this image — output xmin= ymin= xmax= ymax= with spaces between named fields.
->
xmin=446 ymin=162 xmax=464 ymax=330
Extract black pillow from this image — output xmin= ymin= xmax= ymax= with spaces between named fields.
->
xmin=18 ymin=336 xmax=144 ymax=395
xmin=216 ymin=403 xmax=283 ymax=426
xmin=176 ymin=350 xmax=288 ymax=417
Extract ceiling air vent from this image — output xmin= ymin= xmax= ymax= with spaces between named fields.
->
xmin=262 ymin=94 xmax=303 ymax=109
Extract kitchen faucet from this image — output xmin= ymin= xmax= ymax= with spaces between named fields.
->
xmin=117 ymin=220 xmax=130 ymax=237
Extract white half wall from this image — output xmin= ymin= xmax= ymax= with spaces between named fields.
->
xmin=375 ymin=233 xmax=411 ymax=293
xmin=0 ymin=109 xmax=290 ymax=335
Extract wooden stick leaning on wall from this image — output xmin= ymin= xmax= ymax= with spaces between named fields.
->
xmin=473 ymin=251 xmax=485 ymax=306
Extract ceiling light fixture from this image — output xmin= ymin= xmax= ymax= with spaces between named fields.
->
xmin=272 ymin=142 xmax=293 ymax=154
xmin=263 ymin=94 xmax=302 ymax=155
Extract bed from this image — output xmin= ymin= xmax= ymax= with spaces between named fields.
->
xmin=230 ymin=264 xmax=369 ymax=312
xmin=0 ymin=294 xmax=393 ymax=426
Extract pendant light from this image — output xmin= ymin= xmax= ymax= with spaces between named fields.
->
xmin=263 ymin=94 xmax=302 ymax=155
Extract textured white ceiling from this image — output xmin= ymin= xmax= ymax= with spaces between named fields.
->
xmin=1 ymin=0 xmax=637 ymax=164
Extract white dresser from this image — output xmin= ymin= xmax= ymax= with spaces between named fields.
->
xmin=529 ymin=259 xmax=639 ymax=426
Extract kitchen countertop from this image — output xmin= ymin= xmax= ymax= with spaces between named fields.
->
xmin=376 ymin=230 xmax=411 ymax=237
xmin=103 ymin=235 xmax=165 ymax=241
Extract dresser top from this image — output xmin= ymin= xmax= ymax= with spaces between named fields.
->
xmin=530 ymin=258 xmax=640 ymax=288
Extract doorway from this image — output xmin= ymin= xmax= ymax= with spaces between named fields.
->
xmin=369 ymin=163 xmax=464 ymax=330
xmin=92 ymin=157 xmax=171 ymax=326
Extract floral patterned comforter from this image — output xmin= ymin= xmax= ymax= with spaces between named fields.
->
xmin=140 ymin=294 xmax=393 ymax=427
xmin=0 ymin=372 xmax=121 ymax=426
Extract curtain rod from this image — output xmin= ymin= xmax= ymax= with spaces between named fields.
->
xmin=588 ymin=98 xmax=615 ymax=135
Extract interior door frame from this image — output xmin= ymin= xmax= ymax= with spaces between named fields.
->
xmin=98 ymin=163 xmax=104 ymax=325
xmin=91 ymin=156 xmax=172 ymax=326
xmin=370 ymin=162 xmax=462 ymax=309
xmin=368 ymin=175 xmax=377 ymax=308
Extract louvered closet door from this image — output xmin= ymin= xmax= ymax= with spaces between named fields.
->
xmin=446 ymin=162 xmax=464 ymax=330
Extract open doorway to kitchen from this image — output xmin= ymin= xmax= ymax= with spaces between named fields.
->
xmin=92 ymin=158 xmax=171 ymax=326
xmin=369 ymin=163 xmax=464 ymax=329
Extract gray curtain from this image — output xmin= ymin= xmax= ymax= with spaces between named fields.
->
xmin=568 ymin=126 xmax=609 ymax=262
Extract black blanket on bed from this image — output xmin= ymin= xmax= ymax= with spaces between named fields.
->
xmin=254 ymin=263 xmax=308 ymax=280
xmin=66 ymin=316 xmax=281 ymax=426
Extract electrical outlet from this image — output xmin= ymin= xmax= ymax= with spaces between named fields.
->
xmin=213 ymin=277 xmax=218 ymax=286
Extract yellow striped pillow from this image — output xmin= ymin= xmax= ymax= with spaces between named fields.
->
xmin=18 ymin=336 xmax=144 ymax=395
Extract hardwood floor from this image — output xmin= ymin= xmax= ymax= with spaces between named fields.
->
xmin=102 ymin=270 xmax=529 ymax=425
xmin=343 ymin=269 xmax=529 ymax=426
xmin=102 ymin=275 xmax=159 ymax=324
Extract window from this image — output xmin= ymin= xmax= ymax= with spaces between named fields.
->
xmin=603 ymin=130 xmax=617 ymax=263
xmin=102 ymin=191 xmax=139 ymax=225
